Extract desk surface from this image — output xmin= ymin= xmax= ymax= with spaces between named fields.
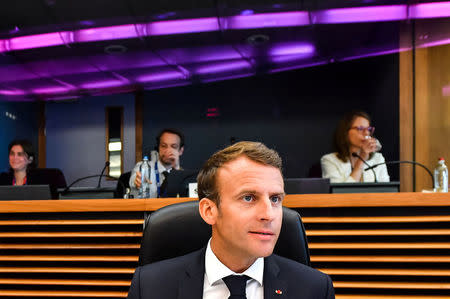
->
xmin=0 ymin=192 xmax=448 ymax=213
xmin=0 ymin=192 xmax=449 ymax=299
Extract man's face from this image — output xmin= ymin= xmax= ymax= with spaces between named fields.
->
xmin=158 ymin=132 xmax=184 ymax=168
xmin=208 ymin=156 xmax=284 ymax=271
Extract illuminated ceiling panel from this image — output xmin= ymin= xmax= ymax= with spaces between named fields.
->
xmin=0 ymin=1 xmax=448 ymax=101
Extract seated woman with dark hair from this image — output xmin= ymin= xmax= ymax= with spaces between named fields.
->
xmin=0 ymin=139 xmax=36 ymax=186
xmin=321 ymin=111 xmax=390 ymax=183
xmin=0 ymin=139 xmax=66 ymax=198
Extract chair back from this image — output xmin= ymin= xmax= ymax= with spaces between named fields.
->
xmin=115 ymin=171 xmax=131 ymax=198
xmin=28 ymin=168 xmax=67 ymax=199
xmin=138 ymin=201 xmax=310 ymax=266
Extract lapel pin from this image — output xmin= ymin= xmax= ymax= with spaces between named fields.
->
xmin=275 ymin=289 xmax=283 ymax=295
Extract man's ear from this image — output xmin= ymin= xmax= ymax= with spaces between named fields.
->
xmin=199 ymin=197 xmax=218 ymax=225
xmin=179 ymin=146 xmax=184 ymax=156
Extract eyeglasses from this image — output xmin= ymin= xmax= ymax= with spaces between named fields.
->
xmin=350 ymin=126 xmax=375 ymax=135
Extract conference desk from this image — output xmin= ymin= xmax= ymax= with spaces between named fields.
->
xmin=0 ymin=192 xmax=449 ymax=298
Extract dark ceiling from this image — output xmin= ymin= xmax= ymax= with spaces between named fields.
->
xmin=0 ymin=0 xmax=449 ymax=101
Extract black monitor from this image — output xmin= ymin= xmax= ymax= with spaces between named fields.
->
xmin=330 ymin=181 xmax=400 ymax=193
xmin=162 ymin=169 xmax=198 ymax=198
xmin=58 ymin=187 xmax=116 ymax=199
xmin=0 ymin=185 xmax=52 ymax=201
xmin=284 ymin=178 xmax=330 ymax=194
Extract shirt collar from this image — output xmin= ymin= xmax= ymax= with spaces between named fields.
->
xmin=204 ymin=239 xmax=264 ymax=287
xmin=156 ymin=159 xmax=171 ymax=173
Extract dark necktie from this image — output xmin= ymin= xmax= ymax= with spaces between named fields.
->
xmin=159 ymin=171 xmax=169 ymax=197
xmin=222 ymin=275 xmax=250 ymax=299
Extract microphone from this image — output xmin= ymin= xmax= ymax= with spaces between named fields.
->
xmin=62 ymin=174 xmax=125 ymax=195
xmin=97 ymin=161 xmax=110 ymax=188
xmin=352 ymin=152 xmax=378 ymax=182
xmin=364 ymin=160 xmax=434 ymax=187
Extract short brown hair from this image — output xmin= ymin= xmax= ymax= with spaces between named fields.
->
xmin=334 ymin=111 xmax=373 ymax=162
xmin=197 ymin=141 xmax=283 ymax=206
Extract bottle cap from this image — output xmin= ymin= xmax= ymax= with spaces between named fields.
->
xmin=439 ymin=157 xmax=445 ymax=161
xmin=143 ymin=156 xmax=149 ymax=160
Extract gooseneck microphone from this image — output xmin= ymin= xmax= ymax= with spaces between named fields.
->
xmin=62 ymin=174 xmax=125 ymax=195
xmin=352 ymin=152 xmax=378 ymax=183
xmin=97 ymin=161 xmax=110 ymax=188
xmin=364 ymin=160 xmax=434 ymax=187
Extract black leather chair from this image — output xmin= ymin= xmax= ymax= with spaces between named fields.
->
xmin=114 ymin=171 xmax=131 ymax=198
xmin=28 ymin=168 xmax=67 ymax=199
xmin=138 ymin=201 xmax=310 ymax=267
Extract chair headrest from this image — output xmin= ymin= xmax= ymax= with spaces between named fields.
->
xmin=139 ymin=201 xmax=310 ymax=266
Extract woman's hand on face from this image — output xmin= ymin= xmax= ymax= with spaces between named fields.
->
xmin=361 ymin=137 xmax=377 ymax=154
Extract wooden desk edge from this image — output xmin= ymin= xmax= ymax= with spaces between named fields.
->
xmin=0 ymin=193 xmax=448 ymax=213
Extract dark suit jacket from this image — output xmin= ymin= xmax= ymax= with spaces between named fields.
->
xmin=127 ymin=248 xmax=334 ymax=299
xmin=0 ymin=168 xmax=67 ymax=199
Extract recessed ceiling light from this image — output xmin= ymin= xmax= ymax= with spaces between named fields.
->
xmin=247 ymin=34 xmax=270 ymax=46
xmin=104 ymin=44 xmax=127 ymax=54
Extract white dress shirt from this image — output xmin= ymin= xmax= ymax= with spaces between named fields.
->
xmin=321 ymin=152 xmax=390 ymax=183
xmin=203 ymin=239 xmax=264 ymax=299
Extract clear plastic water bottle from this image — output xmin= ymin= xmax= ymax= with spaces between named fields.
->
xmin=139 ymin=156 xmax=151 ymax=198
xmin=434 ymin=158 xmax=448 ymax=192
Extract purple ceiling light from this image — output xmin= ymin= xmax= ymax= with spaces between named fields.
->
xmin=225 ymin=11 xmax=309 ymax=30
xmin=0 ymin=5 xmax=448 ymax=54
xmin=270 ymin=54 xmax=314 ymax=64
xmin=9 ymin=26 xmax=20 ymax=34
xmin=312 ymin=5 xmax=407 ymax=24
xmin=147 ymin=17 xmax=219 ymax=36
xmin=410 ymin=2 xmax=450 ymax=19
xmin=74 ymin=24 xmax=143 ymax=42
xmin=196 ymin=60 xmax=251 ymax=74
xmin=156 ymin=12 xmax=177 ymax=20
xmin=240 ymin=10 xmax=255 ymax=16
xmin=0 ymin=88 xmax=26 ymax=96
xmin=79 ymin=20 xmax=95 ymax=26
xmin=136 ymin=71 xmax=185 ymax=83
xmin=269 ymin=43 xmax=315 ymax=56
xmin=32 ymin=86 xmax=73 ymax=94
xmin=418 ymin=38 xmax=450 ymax=48
xmin=81 ymin=80 xmax=126 ymax=89
xmin=0 ymin=40 xmax=6 ymax=52
xmin=7 ymin=32 xmax=72 ymax=51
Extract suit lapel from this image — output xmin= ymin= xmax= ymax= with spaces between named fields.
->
xmin=178 ymin=248 xmax=206 ymax=299
xmin=263 ymin=255 xmax=288 ymax=299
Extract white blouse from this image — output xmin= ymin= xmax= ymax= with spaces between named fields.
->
xmin=321 ymin=152 xmax=390 ymax=183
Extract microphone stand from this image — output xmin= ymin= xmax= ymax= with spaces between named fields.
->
xmin=365 ymin=160 xmax=434 ymax=187
xmin=62 ymin=174 xmax=125 ymax=195
xmin=97 ymin=161 xmax=110 ymax=188
xmin=352 ymin=152 xmax=378 ymax=182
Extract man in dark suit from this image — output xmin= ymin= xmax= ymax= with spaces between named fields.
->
xmin=127 ymin=141 xmax=334 ymax=299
